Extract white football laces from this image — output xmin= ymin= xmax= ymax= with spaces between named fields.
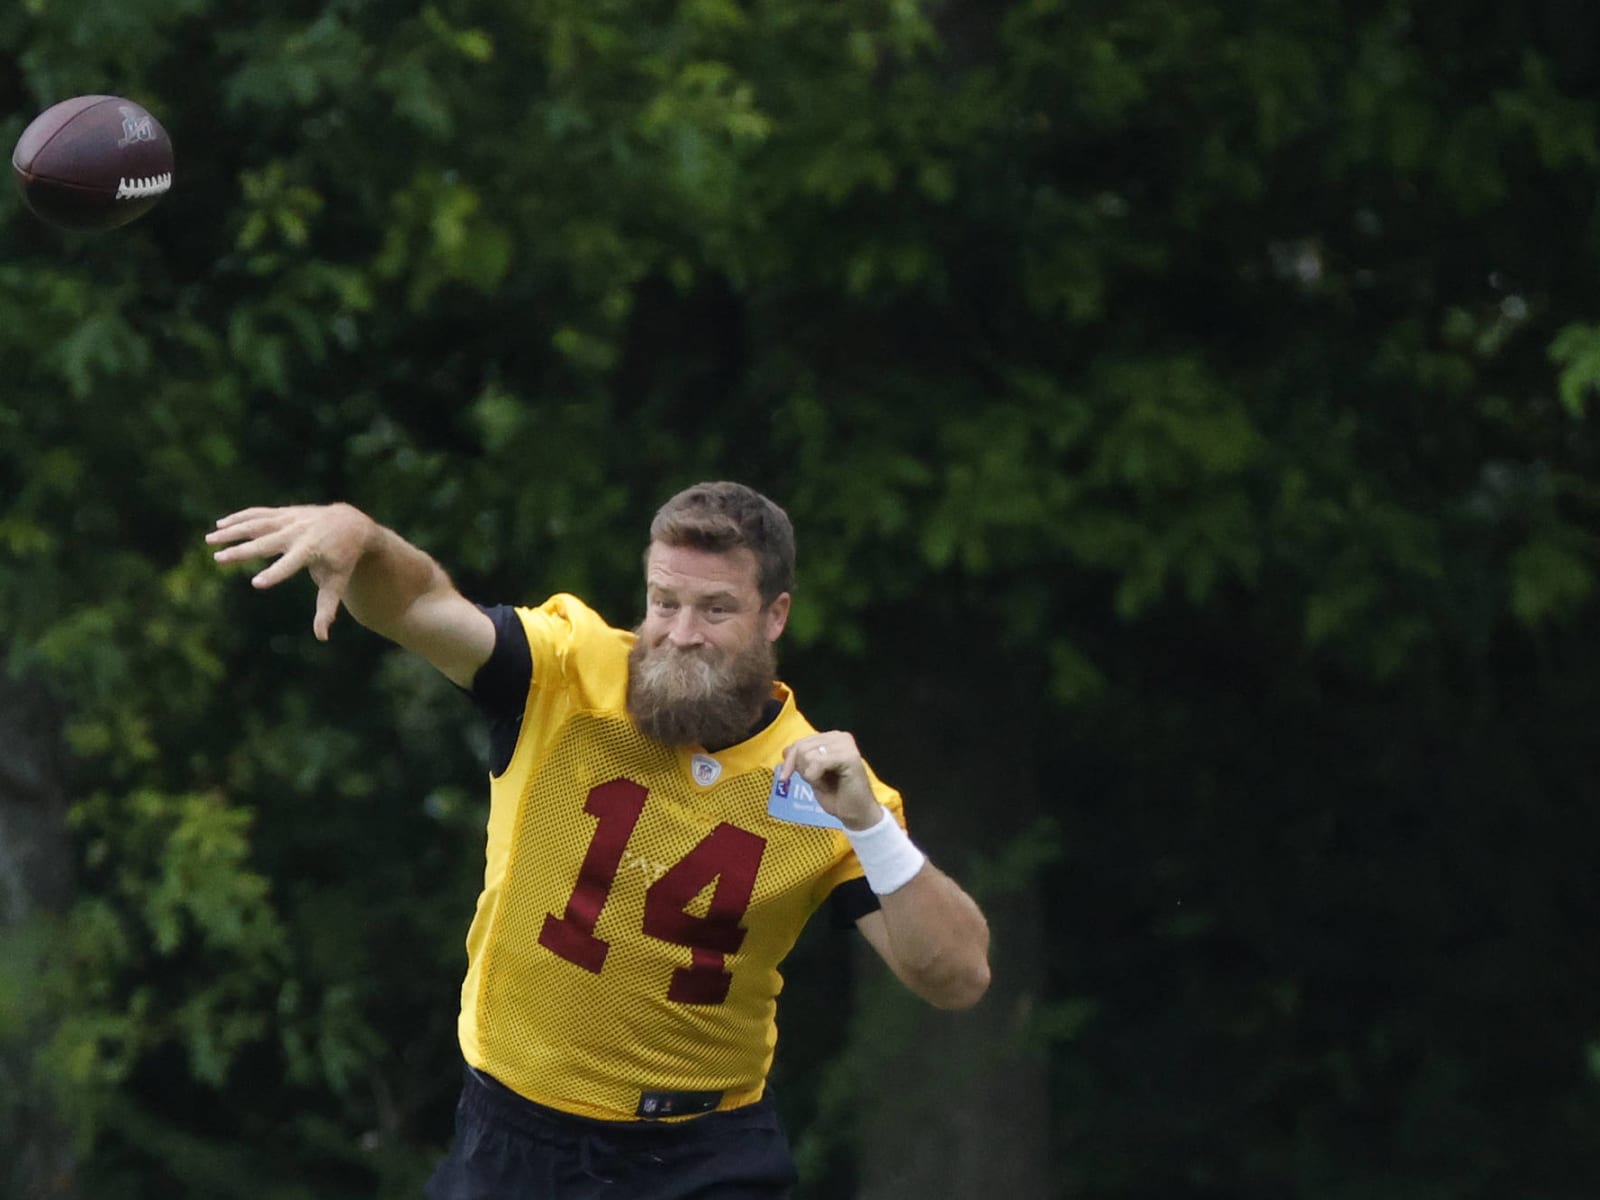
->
xmin=115 ymin=173 xmax=172 ymax=200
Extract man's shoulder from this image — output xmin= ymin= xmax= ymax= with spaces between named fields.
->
xmin=513 ymin=593 xmax=634 ymax=705
xmin=515 ymin=591 xmax=617 ymax=630
xmin=510 ymin=594 xmax=633 ymax=654
xmin=766 ymin=682 xmax=815 ymax=736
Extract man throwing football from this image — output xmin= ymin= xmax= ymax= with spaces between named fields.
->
xmin=208 ymin=481 xmax=990 ymax=1199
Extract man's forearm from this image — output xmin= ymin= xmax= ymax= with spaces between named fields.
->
xmin=336 ymin=511 xmax=453 ymax=638
xmin=874 ymin=866 xmax=992 ymax=1009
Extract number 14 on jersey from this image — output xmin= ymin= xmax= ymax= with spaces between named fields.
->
xmin=538 ymin=779 xmax=768 ymax=1006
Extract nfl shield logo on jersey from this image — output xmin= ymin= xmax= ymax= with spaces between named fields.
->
xmin=691 ymin=754 xmax=723 ymax=786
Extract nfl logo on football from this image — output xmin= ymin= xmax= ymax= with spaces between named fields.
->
xmin=117 ymin=106 xmax=157 ymax=148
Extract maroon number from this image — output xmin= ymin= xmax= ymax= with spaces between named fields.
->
xmin=539 ymin=780 xmax=768 ymax=1005
xmin=643 ymin=823 xmax=768 ymax=1005
xmin=537 ymin=779 xmax=648 ymax=974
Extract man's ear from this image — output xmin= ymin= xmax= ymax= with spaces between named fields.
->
xmin=764 ymin=593 xmax=791 ymax=641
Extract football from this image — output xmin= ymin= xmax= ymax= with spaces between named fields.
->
xmin=12 ymin=95 xmax=173 ymax=232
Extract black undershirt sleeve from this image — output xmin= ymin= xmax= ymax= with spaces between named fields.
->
xmin=469 ymin=604 xmax=532 ymax=777
xmin=828 ymin=876 xmax=881 ymax=928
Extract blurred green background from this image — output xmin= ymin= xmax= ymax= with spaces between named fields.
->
xmin=3 ymin=1 xmax=1600 ymax=1196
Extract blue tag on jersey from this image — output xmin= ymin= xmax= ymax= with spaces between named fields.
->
xmin=767 ymin=772 xmax=846 ymax=829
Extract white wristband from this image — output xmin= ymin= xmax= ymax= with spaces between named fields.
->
xmin=844 ymin=807 xmax=927 ymax=895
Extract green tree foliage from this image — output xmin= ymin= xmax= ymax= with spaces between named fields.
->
xmin=3 ymin=0 xmax=1600 ymax=1196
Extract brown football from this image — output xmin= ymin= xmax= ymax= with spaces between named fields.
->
xmin=12 ymin=95 xmax=174 ymax=232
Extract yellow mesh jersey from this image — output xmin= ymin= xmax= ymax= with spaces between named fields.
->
xmin=456 ymin=594 xmax=906 ymax=1122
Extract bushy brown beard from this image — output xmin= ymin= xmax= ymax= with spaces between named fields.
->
xmin=626 ymin=629 xmax=777 ymax=749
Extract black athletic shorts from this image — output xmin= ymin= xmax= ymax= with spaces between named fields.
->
xmin=424 ymin=1065 xmax=798 ymax=1200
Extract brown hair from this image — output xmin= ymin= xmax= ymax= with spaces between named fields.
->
xmin=648 ymin=481 xmax=796 ymax=605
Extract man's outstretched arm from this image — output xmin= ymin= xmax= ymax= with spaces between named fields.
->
xmin=207 ymin=503 xmax=495 ymax=688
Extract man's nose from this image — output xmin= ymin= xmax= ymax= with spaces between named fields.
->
xmin=666 ymin=607 xmax=705 ymax=646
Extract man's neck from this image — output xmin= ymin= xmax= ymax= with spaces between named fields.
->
xmin=702 ymin=693 xmax=783 ymax=753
